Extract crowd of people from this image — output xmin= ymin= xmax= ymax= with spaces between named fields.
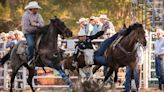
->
xmin=0 ymin=30 xmax=25 ymax=51
xmin=76 ymin=15 xmax=115 ymax=39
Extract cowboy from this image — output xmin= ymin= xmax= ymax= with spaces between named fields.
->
xmin=77 ymin=17 xmax=88 ymax=35
xmin=94 ymin=23 xmax=142 ymax=66
xmin=154 ymin=28 xmax=164 ymax=90
xmin=72 ymin=24 xmax=109 ymax=67
xmin=99 ymin=14 xmax=115 ymax=39
xmin=6 ymin=31 xmax=17 ymax=48
xmin=87 ymin=16 xmax=96 ymax=36
xmin=21 ymin=1 xmax=44 ymax=65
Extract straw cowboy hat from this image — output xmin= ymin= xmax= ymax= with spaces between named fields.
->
xmin=99 ymin=14 xmax=109 ymax=20
xmin=25 ymin=1 xmax=41 ymax=10
xmin=76 ymin=18 xmax=87 ymax=24
xmin=78 ymin=30 xmax=86 ymax=36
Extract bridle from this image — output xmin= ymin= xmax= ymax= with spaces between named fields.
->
xmin=53 ymin=22 xmax=69 ymax=35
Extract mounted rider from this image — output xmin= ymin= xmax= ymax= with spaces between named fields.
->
xmin=72 ymin=20 xmax=109 ymax=67
xmin=94 ymin=22 xmax=141 ymax=66
xmin=21 ymin=1 xmax=44 ymax=65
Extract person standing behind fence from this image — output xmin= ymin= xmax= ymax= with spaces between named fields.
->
xmin=154 ymin=28 xmax=164 ymax=90
xmin=124 ymin=43 xmax=144 ymax=92
xmin=76 ymin=17 xmax=88 ymax=35
xmin=22 ymin=1 xmax=44 ymax=66
xmin=99 ymin=14 xmax=115 ymax=39
xmin=87 ymin=16 xmax=97 ymax=36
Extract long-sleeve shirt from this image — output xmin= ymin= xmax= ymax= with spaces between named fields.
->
xmin=21 ymin=10 xmax=44 ymax=34
xmin=74 ymin=31 xmax=104 ymax=60
xmin=154 ymin=38 xmax=164 ymax=55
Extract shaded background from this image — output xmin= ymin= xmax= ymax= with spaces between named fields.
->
xmin=0 ymin=0 xmax=142 ymax=35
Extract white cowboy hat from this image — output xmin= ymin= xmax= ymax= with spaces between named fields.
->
xmin=78 ymin=30 xmax=86 ymax=36
xmin=157 ymin=28 xmax=164 ymax=34
xmin=24 ymin=1 xmax=41 ymax=10
xmin=8 ymin=31 xmax=15 ymax=37
xmin=0 ymin=32 xmax=6 ymax=38
xmin=99 ymin=14 xmax=109 ymax=19
xmin=76 ymin=18 xmax=87 ymax=24
xmin=90 ymin=16 xmax=96 ymax=20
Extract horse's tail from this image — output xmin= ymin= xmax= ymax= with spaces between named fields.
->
xmin=0 ymin=49 xmax=11 ymax=65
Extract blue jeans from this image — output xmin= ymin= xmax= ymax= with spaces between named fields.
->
xmin=25 ymin=34 xmax=35 ymax=61
xmin=161 ymin=58 xmax=164 ymax=84
xmin=125 ymin=66 xmax=139 ymax=91
xmin=94 ymin=33 xmax=118 ymax=66
xmin=155 ymin=57 xmax=162 ymax=86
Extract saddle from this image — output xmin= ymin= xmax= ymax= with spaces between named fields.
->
xmin=16 ymin=41 xmax=27 ymax=55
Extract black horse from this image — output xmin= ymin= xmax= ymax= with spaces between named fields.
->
xmin=0 ymin=16 xmax=73 ymax=92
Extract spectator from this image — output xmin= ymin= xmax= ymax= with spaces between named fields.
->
xmin=14 ymin=30 xmax=25 ymax=41
xmin=87 ymin=16 xmax=96 ymax=36
xmin=124 ymin=43 xmax=144 ymax=92
xmin=76 ymin=17 xmax=88 ymax=35
xmin=0 ymin=32 xmax=8 ymax=42
xmin=99 ymin=14 xmax=115 ymax=39
xmin=154 ymin=27 xmax=164 ymax=90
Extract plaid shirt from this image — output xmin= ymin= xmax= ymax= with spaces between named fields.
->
xmin=21 ymin=10 xmax=44 ymax=34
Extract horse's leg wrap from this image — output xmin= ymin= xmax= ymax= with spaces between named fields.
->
xmin=58 ymin=69 xmax=73 ymax=87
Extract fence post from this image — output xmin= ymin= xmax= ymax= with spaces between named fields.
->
xmin=3 ymin=63 xmax=8 ymax=90
xmin=23 ymin=66 xmax=27 ymax=89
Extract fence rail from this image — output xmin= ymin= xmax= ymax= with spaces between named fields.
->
xmin=0 ymin=35 xmax=156 ymax=90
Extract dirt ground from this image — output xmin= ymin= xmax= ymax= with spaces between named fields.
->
xmin=0 ymin=88 xmax=163 ymax=92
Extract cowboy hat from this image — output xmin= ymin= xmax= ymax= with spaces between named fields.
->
xmin=78 ymin=30 xmax=86 ymax=36
xmin=99 ymin=14 xmax=109 ymax=19
xmin=156 ymin=28 xmax=164 ymax=34
xmin=76 ymin=17 xmax=87 ymax=24
xmin=25 ymin=1 xmax=41 ymax=10
xmin=0 ymin=32 xmax=6 ymax=38
xmin=90 ymin=16 xmax=96 ymax=20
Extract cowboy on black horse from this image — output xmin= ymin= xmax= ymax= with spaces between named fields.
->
xmin=22 ymin=1 xmax=44 ymax=66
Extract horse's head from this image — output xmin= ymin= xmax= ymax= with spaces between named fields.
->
xmin=128 ymin=23 xmax=147 ymax=47
xmin=50 ymin=16 xmax=72 ymax=38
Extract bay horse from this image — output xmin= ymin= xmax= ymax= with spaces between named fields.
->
xmin=104 ymin=23 xmax=146 ymax=90
xmin=0 ymin=16 xmax=73 ymax=92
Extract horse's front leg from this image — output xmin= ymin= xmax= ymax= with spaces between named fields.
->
xmin=10 ymin=64 xmax=23 ymax=92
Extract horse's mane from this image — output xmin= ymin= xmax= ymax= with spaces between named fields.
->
xmin=126 ymin=22 xmax=143 ymax=33
xmin=36 ymin=24 xmax=50 ymax=35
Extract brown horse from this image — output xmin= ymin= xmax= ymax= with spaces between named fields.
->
xmin=62 ymin=52 xmax=105 ymax=92
xmin=104 ymin=23 xmax=146 ymax=90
